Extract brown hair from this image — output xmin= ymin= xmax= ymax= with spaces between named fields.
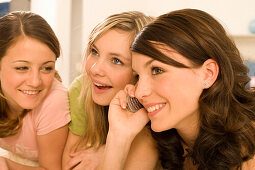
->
xmin=131 ymin=9 xmax=255 ymax=170
xmin=77 ymin=11 xmax=154 ymax=150
xmin=0 ymin=11 xmax=60 ymax=137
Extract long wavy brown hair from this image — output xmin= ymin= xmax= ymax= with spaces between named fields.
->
xmin=76 ymin=11 xmax=154 ymax=150
xmin=131 ymin=9 xmax=255 ymax=170
xmin=0 ymin=11 xmax=60 ymax=137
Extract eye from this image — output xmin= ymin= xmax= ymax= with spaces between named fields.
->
xmin=15 ymin=66 xmax=29 ymax=71
xmin=91 ymin=48 xmax=99 ymax=55
xmin=112 ymin=58 xmax=123 ymax=65
xmin=41 ymin=66 xmax=55 ymax=73
xmin=152 ymin=67 xmax=163 ymax=75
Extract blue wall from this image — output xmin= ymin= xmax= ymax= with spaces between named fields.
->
xmin=0 ymin=2 xmax=10 ymax=17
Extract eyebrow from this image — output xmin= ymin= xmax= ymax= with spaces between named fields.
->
xmin=92 ymin=44 xmax=130 ymax=61
xmin=91 ymin=44 xmax=98 ymax=51
xmin=145 ymin=59 xmax=154 ymax=67
xmin=12 ymin=60 xmax=55 ymax=64
xmin=132 ymin=58 xmax=154 ymax=72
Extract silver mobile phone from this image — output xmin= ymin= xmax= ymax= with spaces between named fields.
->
xmin=126 ymin=96 xmax=143 ymax=113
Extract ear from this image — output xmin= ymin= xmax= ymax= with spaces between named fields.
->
xmin=201 ymin=59 xmax=219 ymax=89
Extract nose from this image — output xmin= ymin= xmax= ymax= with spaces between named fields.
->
xmin=27 ymin=70 xmax=41 ymax=87
xmin=135 ymin=77 xmax=152 ymax=101
xmin=89 ymin=60 xmax=105 ymax=77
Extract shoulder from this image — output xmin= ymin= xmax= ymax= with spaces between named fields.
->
xmin=68 ymin=75 xmax=86 ymax=110
xmin=69 ymin=75 xmax=84 ymax=93
xmin=41 ymin=78 xmax=68 ymax=105
xmin=243 ymin=156 xmax=255 ymax=170
xmin=131 ymin=126 xmax=156 ymax=150
xmin=32 ymin=79 xmax=70 ymax=135
xmin=69 ymin=75 xmax=86 ymax=102
xmin=32 ymin=78 xmax=70 ymax=120
xmin=125 ymin=127 xmax=159 ymax=169
xmin=68 ymin=75 xmax=87 ymax=136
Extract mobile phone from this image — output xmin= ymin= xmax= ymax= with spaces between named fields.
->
xmin=126 ymin=96 xmax=143 ymax=113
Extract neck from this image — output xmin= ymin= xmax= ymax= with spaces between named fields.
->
xmin=7 ymin=105 xmax=24 ymax=120
xmin=177 ymin=111 xmax=199 ymax=148
xmin=179 ymin=130 xmax=198 ymax=149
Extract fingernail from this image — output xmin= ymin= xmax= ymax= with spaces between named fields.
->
xmin=122 ymin=103 xmax=126 ymax=109
xmin=130 ymin=91 xmax=135 ymax=97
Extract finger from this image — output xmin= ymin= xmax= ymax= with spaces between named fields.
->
xmin=110 ymin=90 xmax=127 ymax=109
xmin=0 ymin=158 xmax=8 ymax=170
xmin=69 ymin=150 xmax=88 ymax=157
xmin=124 ymin=84 xmax=136 ymax=97
xmin=72 ymin=160 xmax=90 ymax=170
xmin=69 ymin=152 xmax=79 ymax=157
xmin=65 ymin=156 xmax=82 ymax=170
xmin=119 ymin=90 xmax=128 ymax=109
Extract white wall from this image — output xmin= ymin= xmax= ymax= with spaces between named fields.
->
xmin=70 ymin=0 xmax=83 ymax=82
xmin=26 ymin=0 xmax=255 ymax=86
xmin=82 ymin=0 xmax=255 ymax=41
xmin=31 ymin=0 xmax=72 ymax=88
xmin=80 ymin=0 xmax=255 ymax=71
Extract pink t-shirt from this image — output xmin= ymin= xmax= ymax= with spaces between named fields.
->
xmin=0 ymin=79 xmax=71 ymax=161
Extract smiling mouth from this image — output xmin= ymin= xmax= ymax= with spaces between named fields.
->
xmin=94 ymin=82 xmax=112 ymax=89
xmin=20 ymin=90 xmax=40 ymax=95
xmin=146 ymin=103 xmax=165 ymax=113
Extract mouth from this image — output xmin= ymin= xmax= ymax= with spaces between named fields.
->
xmin=94 ymin=82 xmax=112 ymax=89
xmin=19 ymin=90 xmax=41 ymax=95
xmin=145 ymin=103 xmax=166 ymax=113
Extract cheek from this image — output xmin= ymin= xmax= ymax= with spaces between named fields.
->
xmin=113 ymin=69 xmax=134 ymax=88
xmin=155 ymin=75 xmax=190 ymax=100
xmin=162 ymin=75 xmax=201 ymax=107
xmin=41 ymin=73 xmax=55 ymax=88
xmin=0 ymin=70 xmax=22 ymax=89
xmin=85 ymin=57 xmax=94 ymax=74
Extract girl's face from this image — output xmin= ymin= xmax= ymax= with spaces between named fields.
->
xmin=86 ymin=29 xmax=135 ymax=106
xmin=132 ymin=45 xmax=204 ymax=132
xmin=0 ymin=36 xmax=56 ymax=114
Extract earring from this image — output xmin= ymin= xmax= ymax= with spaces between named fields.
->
xmin=204 ymin=82 xmax=208 ymax=86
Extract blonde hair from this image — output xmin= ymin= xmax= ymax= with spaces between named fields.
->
xmin=77 ymin=11 xmax=154 ymax=149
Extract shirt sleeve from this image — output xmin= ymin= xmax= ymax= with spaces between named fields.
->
xmin=34 ymin=79 xmax=71 ymax=136
xmin=68 ymin=75 xmax=87 ymax=136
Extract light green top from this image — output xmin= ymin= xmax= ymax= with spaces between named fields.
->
xmin=68 ymin=75 xmax=86 ymax=136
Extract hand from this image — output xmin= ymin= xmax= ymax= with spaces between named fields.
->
xmin=108 ymin=84 xmax=149 ymax=139
xmin=0 ymin=156 xmax=8 ymax=170
xmin=63 ymin=146 xmax=105 ymax=170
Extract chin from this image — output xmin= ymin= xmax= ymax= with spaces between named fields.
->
xmin=151 ymin=123 xmax=165 ymax=132
xmin=95 ymin=102 xmax=109 ymax=106
xmin=21 ymin=103 xmax=39 ymax=110
xmin=151 ymin=124 xmax=163 ymax=132
xmin=93 ymin=97 xmax=110 ymax=106
xmin=23 ymin=98 xmax=44 ymax=108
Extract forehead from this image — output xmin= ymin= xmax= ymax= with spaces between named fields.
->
xmin=3 ymin=36 xmax=56 ymax=62
xmin=152 ymin=42 xmax=192 ymax=65
xmin=131 ymin=51 xmax=151 ymax=70
xmin=132 ymin=42 xmax=193 ymax=68
xmin=93 ymin=29 xmax=133 ymax=58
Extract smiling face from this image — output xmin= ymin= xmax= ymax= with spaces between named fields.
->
xmin=132 ymin=45 xmax=204 ymax=132
xmin=0 ymin=36 xmax=56 ymax=114
xmin=85 ymin=29 xmax=135 ymax=106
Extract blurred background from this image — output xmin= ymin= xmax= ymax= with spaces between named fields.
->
xmin=1 ymin=0 xmax=255 ymax=88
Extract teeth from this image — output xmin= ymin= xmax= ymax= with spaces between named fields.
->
xmin=146 ymin=104 xmax=164 ymax=113
xmin=94 ymin=82 xmax=105 ymax=87
xmin=22 ymin=90 xmax=39 ymax=95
